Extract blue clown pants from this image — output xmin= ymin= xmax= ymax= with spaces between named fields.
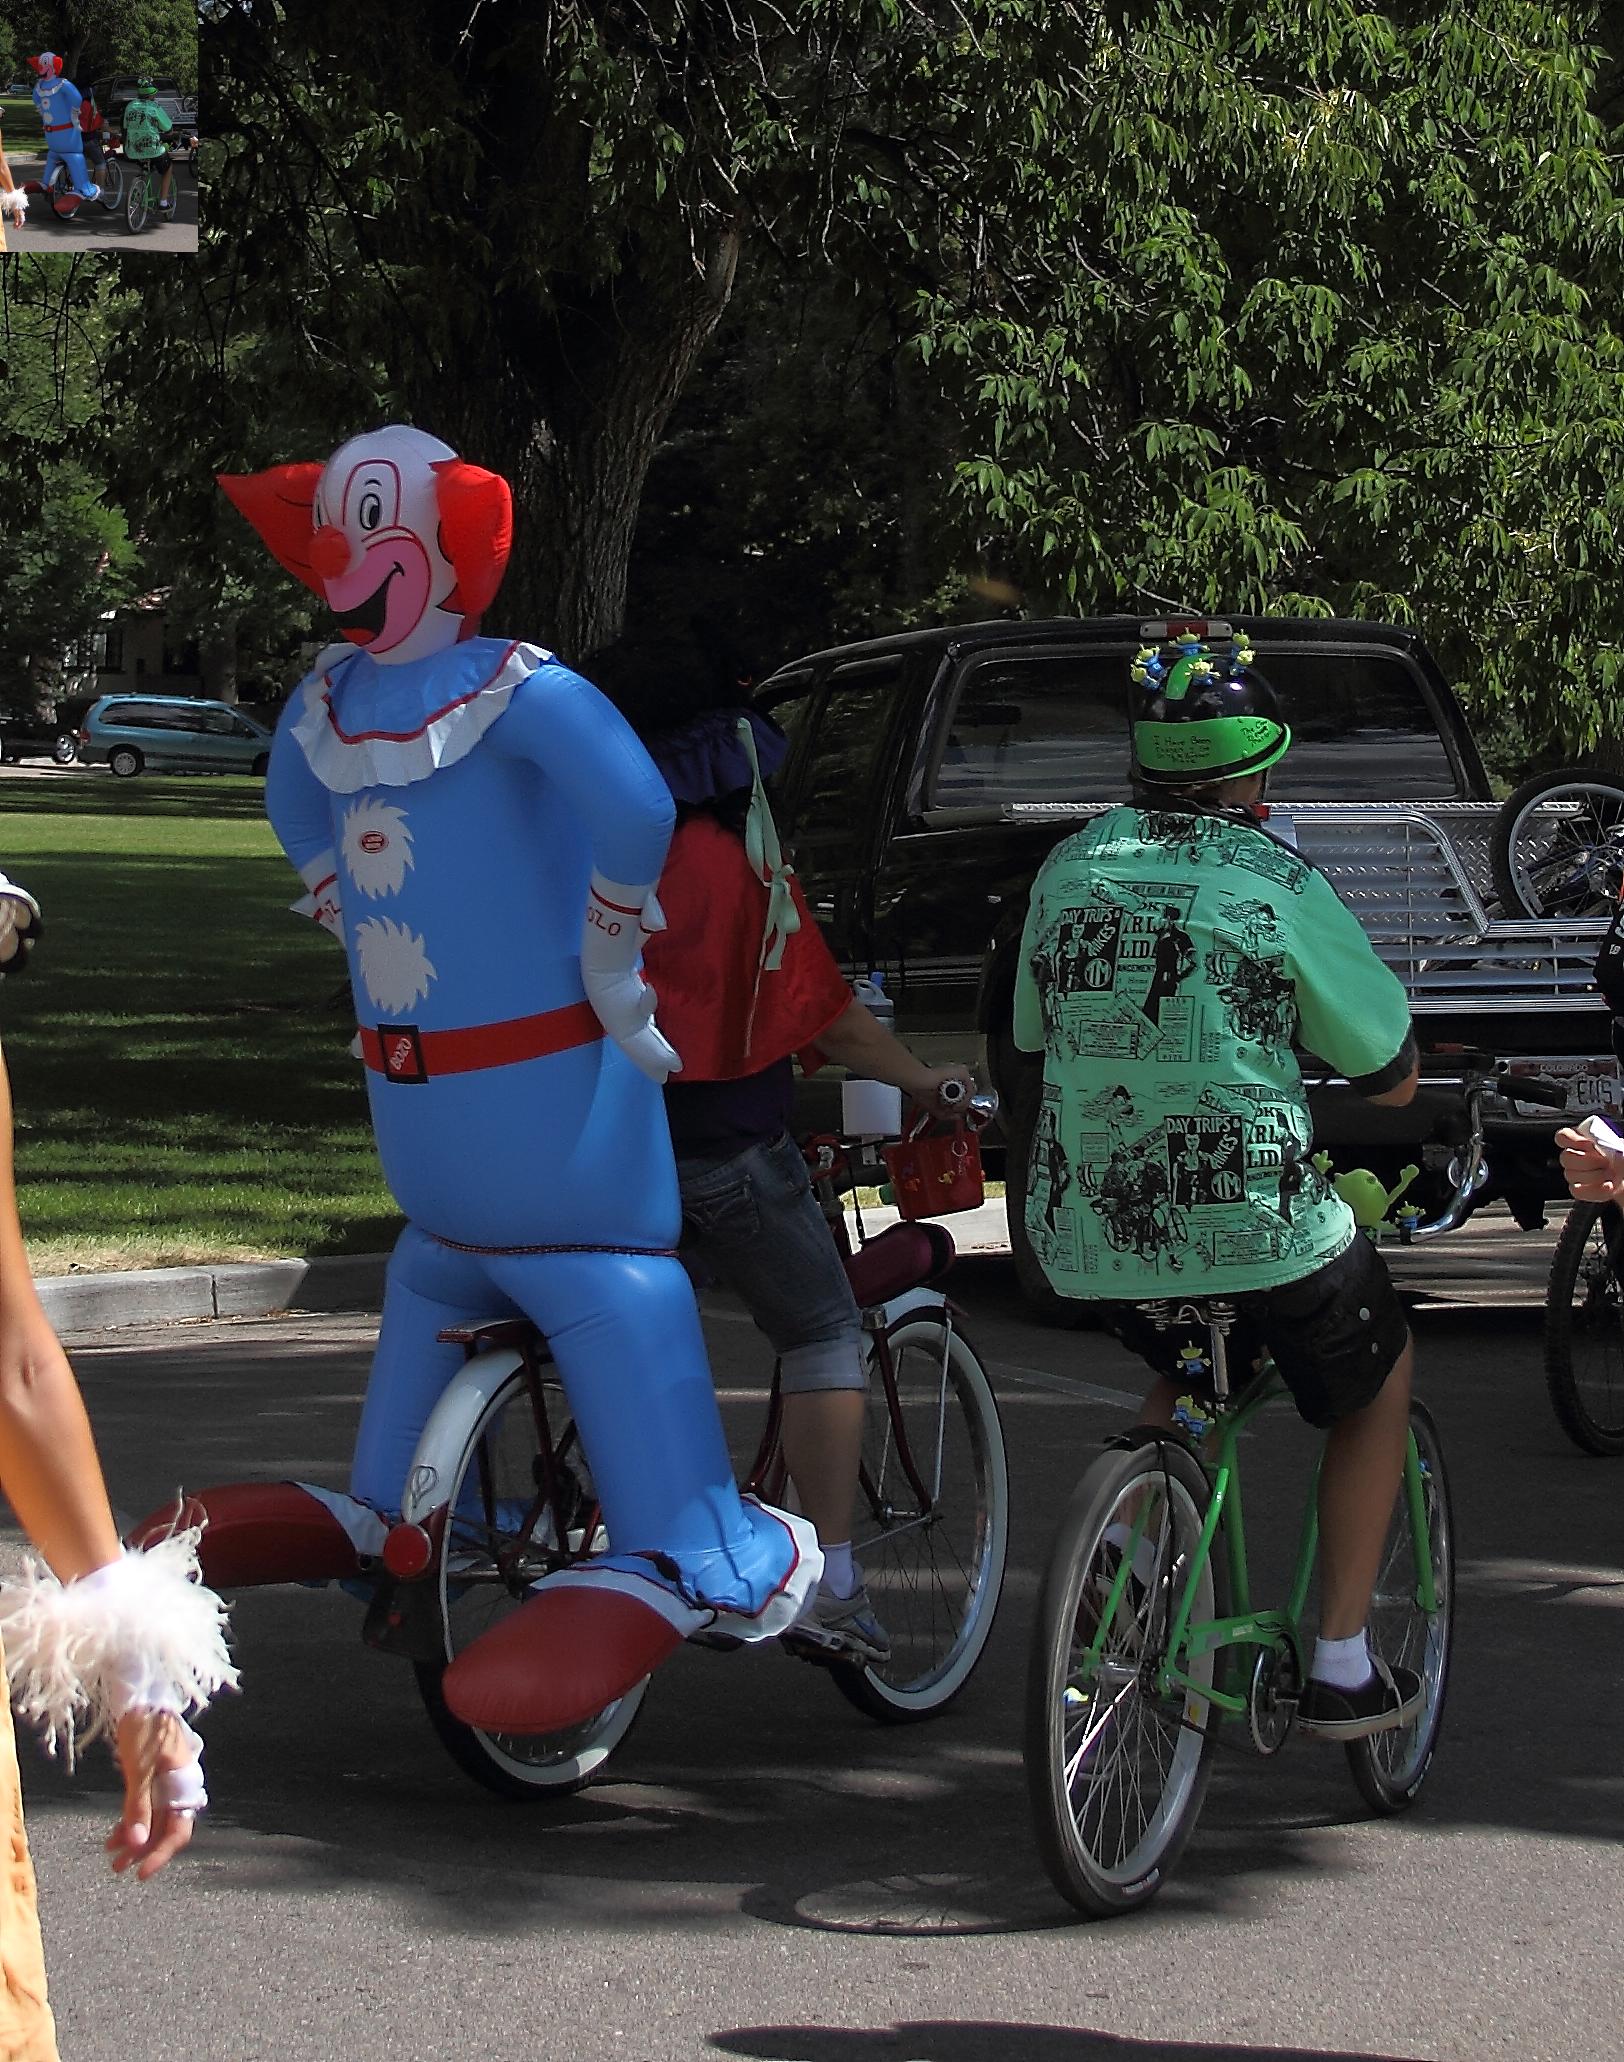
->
xmin=42 ymin=141 xmax=97 ymax=201
xmin=350 ymin=1223 xmax=789 ymax=1614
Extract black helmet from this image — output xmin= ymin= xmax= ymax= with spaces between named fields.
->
xmin=1131 ymin=628 xmax=1290 ymax=788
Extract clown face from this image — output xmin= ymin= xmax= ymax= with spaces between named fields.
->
xmin=310 ymin=427 xmax=463 ymax=664
xmin=219 ymin=426 xmax=514 ymax=666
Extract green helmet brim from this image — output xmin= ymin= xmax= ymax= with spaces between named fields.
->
xmin=1133 ymin=714 xmax=1291 ymax=785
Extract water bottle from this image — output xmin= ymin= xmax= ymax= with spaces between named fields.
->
xmin=843 ymin=971 xmax=902 ymax=1138
xmin=851 ymin=970 xmax=895 ymax=1031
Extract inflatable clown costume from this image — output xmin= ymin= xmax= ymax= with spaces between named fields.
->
xmin=131 ymin=427 xmax=818 ymax=1736
xmin=28 ymin=54 xmax=97 ymax=205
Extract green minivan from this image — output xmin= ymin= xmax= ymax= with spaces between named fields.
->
xmin=78 ymin=695 xmax=274 ymax=778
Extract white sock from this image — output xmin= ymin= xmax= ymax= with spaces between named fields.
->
xmin=1312 ymin=1630 xmax=1374 ymax=1690
xmin=1104 ymin=1522 xmax=1159 ymax=1587
xmin=820 ymin=1540 xmax=858 ymax=1599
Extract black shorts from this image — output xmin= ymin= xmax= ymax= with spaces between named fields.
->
xmin=1099 ymin=1234 xmax=1409 ymax=1430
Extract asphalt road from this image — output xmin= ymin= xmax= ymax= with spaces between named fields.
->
xmin=12 ymin=1220 xmax=1622 ymax=2062
xmin=5 ymin=148 xmax=199 ymax=252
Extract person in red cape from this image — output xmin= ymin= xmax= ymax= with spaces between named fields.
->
xmin=597 ymin=644 xmax=974 ymax=1661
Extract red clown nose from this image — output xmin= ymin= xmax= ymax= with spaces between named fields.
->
xmin=309 ymin=526 xmax=353 ymax=581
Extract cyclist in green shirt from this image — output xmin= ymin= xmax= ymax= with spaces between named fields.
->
xmin=118 ymin=80 xmax=191 ymax=215
xmin=1014 ymin=628 xmax=1424 ymax=1738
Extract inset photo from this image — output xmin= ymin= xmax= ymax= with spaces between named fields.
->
xmin=0 ymin=4 xmax=198 ymax=252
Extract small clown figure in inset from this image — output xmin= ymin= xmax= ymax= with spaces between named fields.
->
xmin=129 ymin=425 xmax=820 ymax=1737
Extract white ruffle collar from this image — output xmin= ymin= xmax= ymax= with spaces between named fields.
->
xmin=290 ymin=638 xmax=550 ymax=793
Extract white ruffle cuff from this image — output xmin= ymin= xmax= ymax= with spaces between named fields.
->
xmin=0 ymin=1532 xmax=238 ymax=1766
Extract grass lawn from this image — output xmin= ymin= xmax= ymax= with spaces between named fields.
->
xmin=0 ymin=773 xmax=397 ymax=1274
xmin=1 ymin=98 xmax=35 ymax=138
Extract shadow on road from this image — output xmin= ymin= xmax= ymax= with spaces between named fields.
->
xmin=711 ymin=2026 xmax=1424 ymax=2061
xmin=15 ymin=1266 xmax=1624 ymax=1961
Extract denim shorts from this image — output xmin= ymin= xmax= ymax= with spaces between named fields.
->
xmin=677 ymin=1130 xmax=866 ymax=1394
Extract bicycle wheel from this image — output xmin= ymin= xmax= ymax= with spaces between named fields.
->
xmin=96 ymin=156 xmax=123 ymax=211
xmin=46 ymin=167 xmax=77 ymax=220
xmin=124 ymin=169 xmax=150 ymax=234
xmin=1347 ymin=1401 xmax=1453 ymax=1813
xmin=1544 ymin=1202 xmax=1624 ymax=1456
xmin=828 ymin=1311 xmax=1009 ymax=1723
xmin=413 ymin=1366 xmax=647 ymax=1797
xmin=1026 ymin=1438 xmax=1226 ymax=1916
xmin=1492 ymin=767 xmax=1624 ymax=919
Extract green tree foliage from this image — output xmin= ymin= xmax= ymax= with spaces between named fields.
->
xmin=0 ymin=261 xmax=136 ymax=708
xmin=23 ymin=0 xmax=1624 ymax=764
xmin=127 ymin=0 xmax=1107 ymax=657
xmin=5 ymin=0 xmax=196 ymax=87
xmin=920 ymin=1 xmax=1624 ymax=752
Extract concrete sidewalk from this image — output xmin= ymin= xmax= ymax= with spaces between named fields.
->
xmin=36 ymin=1251 xmax=389 ymax=1334
xmin=30 ymin=1199 xmax=1014 ymax=1334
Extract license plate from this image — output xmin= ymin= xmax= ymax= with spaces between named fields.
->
xmin=1505 ymin=1056 xmax=1623 ymax=1116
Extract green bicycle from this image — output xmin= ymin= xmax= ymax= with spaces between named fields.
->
xmin=1024 ymin=1056 xmax=1563 ymax=1918
xmin=1025 ymin=1309 xmax=1451 ymax=1917
xmin=121 ymin=143 xmax=192 ymax=234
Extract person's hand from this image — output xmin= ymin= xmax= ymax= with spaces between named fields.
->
xmin=1556 ymin=1124 xmax=1624 ymax=1203
xmin=107 ymin=1709 xmax=204 ymax=1881
xmin=917 ymin=1063 xmax=978 ymax=1117
xmin=0 ymin=188 xmax=26 ymax=227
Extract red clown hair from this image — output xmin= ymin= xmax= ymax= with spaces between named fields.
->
xmin=28 ymin=54 xmax=64 ymax=77
xmin=217 ymin=455 xmax=514 ymax=620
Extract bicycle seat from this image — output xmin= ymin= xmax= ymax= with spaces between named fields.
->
xmin=843 ymin=1220 xmax=956 ymax=1306
xmin=436 ymin=1317 xmax=544 ymax=1354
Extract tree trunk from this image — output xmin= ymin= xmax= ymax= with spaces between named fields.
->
xmin=24 ymin=650 xmax=62 ymax=716
xmin=413 ymin=226 xmax=742 ymax=662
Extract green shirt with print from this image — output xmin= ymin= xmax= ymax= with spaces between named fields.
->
xmin=120 ymin=98 xmax=172 ymax=159
xmin=1012 ymin=804 xmax=1416 ymax=1301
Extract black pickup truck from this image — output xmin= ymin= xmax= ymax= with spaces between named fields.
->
xmin=756 ymin=614 xmax=1612 ymax=1313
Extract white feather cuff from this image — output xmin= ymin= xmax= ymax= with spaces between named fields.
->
xmin=0 ymin=1532 xmax=238 ymax=1767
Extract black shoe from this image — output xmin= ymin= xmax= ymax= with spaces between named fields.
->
xmin=1297 ymin=1657 xmax=1424 ymax=1740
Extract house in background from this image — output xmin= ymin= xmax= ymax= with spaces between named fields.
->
xmin=89 ymin=589 xmax=202 ymax=698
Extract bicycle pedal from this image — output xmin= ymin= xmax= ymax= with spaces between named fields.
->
xmin=360 ymin=1572 xmax=445 ymax=1661
xmin=780 ymin=1625 xmax=846 ymax=1666
xmin=689 ymin=1626 xmax=745 ymax=1652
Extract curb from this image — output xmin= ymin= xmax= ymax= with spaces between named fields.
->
xmin=33 ymin=1200 xmax=1018 ymax=1335
xmin=38 ymin=1252 xmax=390 ymax=1334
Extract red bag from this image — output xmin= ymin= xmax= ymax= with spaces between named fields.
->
xmin=882 ymin=1109 xmax=986 ymax=1220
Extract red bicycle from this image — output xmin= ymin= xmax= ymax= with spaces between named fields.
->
xmin=362 ymin=1104 xmax=1011 ymax=1797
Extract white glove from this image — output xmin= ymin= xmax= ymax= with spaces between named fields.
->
xmin=0 ymin=874 xmax=42 ymax=972
xmin=291 ymin=852 xmax=342 ymax=939
xmin=580 ymin=872 xmax=681 ymax=1084
xmin=0 ymin=189 xmax=26 ymax=227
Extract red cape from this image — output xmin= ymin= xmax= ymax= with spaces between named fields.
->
xmin=644 ymin=815 xmax=852 ymax=1082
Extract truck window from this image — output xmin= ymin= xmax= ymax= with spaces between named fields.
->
xmin=793 ymin=663 xmax=904 ymax=842
xmin=757 ymin=669 xmax=817 ymax=798
xmin=1265 ymin=651 xmax=1456 ymax=799
xmin=931 ymin=650 xmax=1134 ymax=806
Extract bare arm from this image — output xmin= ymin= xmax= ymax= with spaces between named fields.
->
xmin=814 ymin=999 xmax=976 ymax=1114
xmin=0 ymin=1049 xmax=122 ymax=1580
xmin=0 ymin=1046 xmax=217 ymax=1876
xmin=1364 ymin=1061 xmax=1420 ymax=1108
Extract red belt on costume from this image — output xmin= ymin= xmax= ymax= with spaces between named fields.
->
xmin=45 ymin=122 xmax=73 ymax=132
xmin=360 ymin=1000 xmax=602 ymax=1083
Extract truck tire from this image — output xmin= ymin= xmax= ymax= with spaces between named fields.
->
xmin=994 ymin=1037 xmax=1089 ymax=1329
xmin=1492 ymin=766 xmax=1624 ymax=920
